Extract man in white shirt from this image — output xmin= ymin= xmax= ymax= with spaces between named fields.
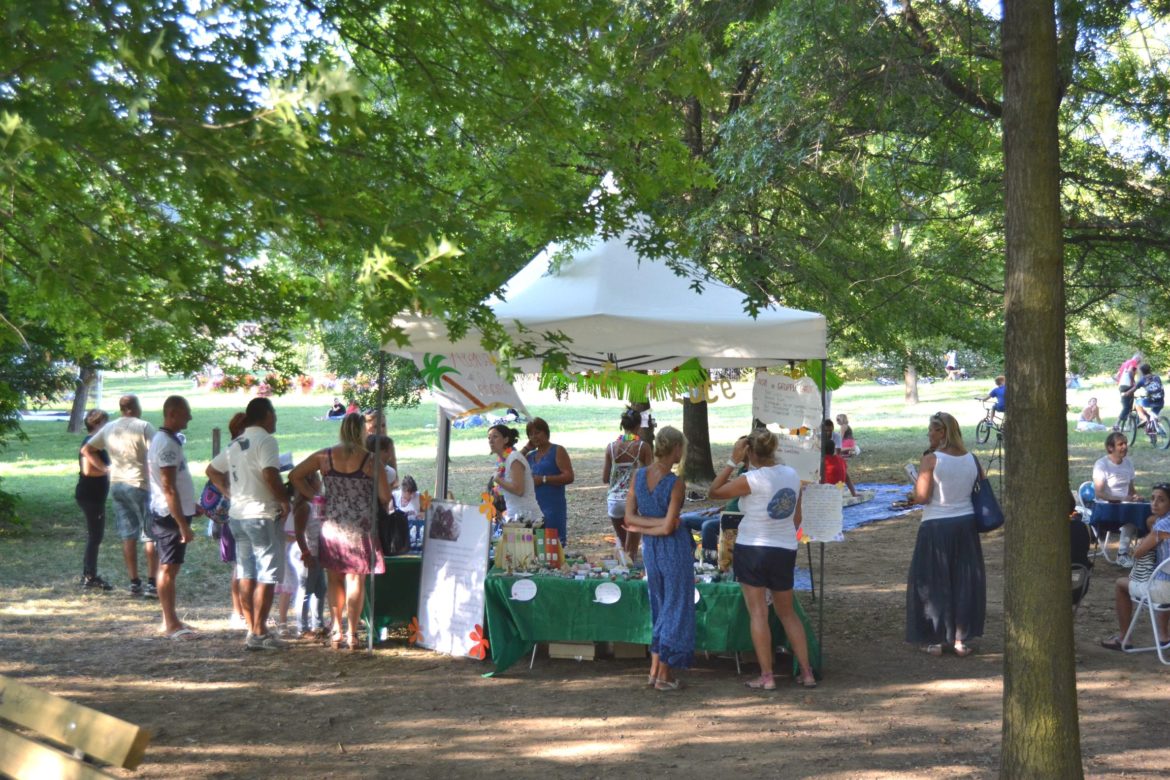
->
xmin=82 ymin=394 xmax=158 ymax=596
xmin=206 ymin=398 xmax=291 ymax=651
xmin=1092 ymin=431 xmax=1142 ymax=566
xmin=147 ymin=396 xmax=197 ymax=639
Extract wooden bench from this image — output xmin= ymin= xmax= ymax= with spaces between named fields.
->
xmin=0 ymin=675 xmax=150 ymax=779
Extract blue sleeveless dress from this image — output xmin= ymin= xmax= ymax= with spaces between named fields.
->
xmin=528 ymin=445 xmax=568 ymax=545
xmin=635 ymin=468 xmax=694 ymax=669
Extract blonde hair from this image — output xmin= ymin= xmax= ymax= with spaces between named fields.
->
xmin=654 ymin=425 xmax=686 ymax=461
xmin=928 ymin=411 xmax=967 ymax=454
xmin=746 ymin=428 xmax=778 ymax=461
xmin=836 ymin=413 xmax=849 ymax=426
xmin=339 ymin=412 xmax=366 ymax=452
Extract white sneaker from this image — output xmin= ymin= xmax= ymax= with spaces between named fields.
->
xmin=229 ymin=613 xmax=248 ymax=630
xmin=1117 ymin=554 xmax=1134 ymax=569
xmin=256 ymin=633 xmax=287 ymax=651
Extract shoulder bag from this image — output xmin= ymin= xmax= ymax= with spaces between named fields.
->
xmin=970 ymin=453 xmax=1005 ymax=533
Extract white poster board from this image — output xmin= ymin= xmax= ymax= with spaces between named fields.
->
xmin=416 ymin=502 xmax=490 ymax=657
xmin=800 ymin=484 xmax=844 ymax=542
xmin=410 ymin=351 xmax=530 ymax=420
xmin=752 ymin=374 xmax=822 ymax=431
xmin=776 ymin=435 xmax=821 ymax=483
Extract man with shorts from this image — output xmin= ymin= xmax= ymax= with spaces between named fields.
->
xmin=1124 ymin=363 xmax=1164 ymax=438
xmin=82 ymin=394 xmax=157 ymax=596
xmin=147 ymin=396 xmax=197 ymax=639
xmin=207 ymin=398 xmax=291 ymax=651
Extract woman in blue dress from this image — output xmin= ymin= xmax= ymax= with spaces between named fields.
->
xmin=622 ymin=426 xmax=693 ymax=691
xmin=522 ymin=417 xmax=575 ymax=545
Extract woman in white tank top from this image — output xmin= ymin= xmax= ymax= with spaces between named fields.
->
xmin=906 ymin=411 xmax=986 ymax=658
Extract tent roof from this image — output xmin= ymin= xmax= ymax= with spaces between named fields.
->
xmin=390 ymin=231 xmax=826 ymax=371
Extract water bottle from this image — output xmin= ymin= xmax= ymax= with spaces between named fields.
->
xmin=311 ymin=495 xmax=325 ymax=523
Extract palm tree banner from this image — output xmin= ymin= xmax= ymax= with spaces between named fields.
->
xmin=411 ymin=352 xmax=529 ymax=420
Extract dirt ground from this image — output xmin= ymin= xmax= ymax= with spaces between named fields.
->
xmin=2 ymin=454 xmax=1169 ymax=779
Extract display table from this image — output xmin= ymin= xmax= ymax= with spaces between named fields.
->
xmin=484 ymin=571 xmax=821 ymax=675
xmin=364 ymin=555 xmax=423 ymax=635
xmin=1090 ymin=501 xmax=1151 ymax=535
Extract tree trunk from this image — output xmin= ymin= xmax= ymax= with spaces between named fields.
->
xmin=67 ymin=365 xmax=98 ymax=434
xmin=1000 ymin=1 xmax=1082 ymax=777
xmin=903 ymin=364 xmax=919 ymax=404
xmin=682 ymin=396 xmax=716 ymax=485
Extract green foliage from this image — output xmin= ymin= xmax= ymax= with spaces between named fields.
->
xmin=318 ymin=316 xmax=423 ymax=410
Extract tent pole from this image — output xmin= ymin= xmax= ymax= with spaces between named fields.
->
xmin=368 ymin=351 xmax=387 ymax=654
xmin=435 ymin=408 xmax=451 ymax=501
xmin=819 ymin=358 xmax=828 ymax=663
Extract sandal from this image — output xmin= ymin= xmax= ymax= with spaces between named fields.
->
xmin=346 ymin=633 xmax=360 ymax=652
xmin=655 ymin=678 xmax=683 ymax=691
xmin=1100 ymin=634 xmax=1131 ymax=652
xmin=745 ymin=674 xmax=776 ymax=690
xmin=921 ymin=644 xmax=943 ymax=656
xmin=953 ymin=642 xmax=974 ymax=657
xmin=330 ymin=631 xmax=343 ymax=650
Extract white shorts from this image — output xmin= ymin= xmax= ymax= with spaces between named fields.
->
xmin=1129 ymin=577 xmax=1170 ymax=605
xmin=607 ymin=497 xmax=626 ymax=519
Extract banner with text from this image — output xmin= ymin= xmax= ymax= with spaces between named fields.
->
xmin=411 ymin=351 xmax=529 ymax=420
xmin=751 ymin=374 xmax=823 ymax=431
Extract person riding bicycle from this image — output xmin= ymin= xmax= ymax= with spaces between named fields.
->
xmin=980 ymin=376 xmax=1006 ymax=417
xmin=1123 ymin=363 xmax=1164 ymax=433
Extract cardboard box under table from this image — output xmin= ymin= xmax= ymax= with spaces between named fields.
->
xmin=484 ymin=571 xmax=821 ymax=676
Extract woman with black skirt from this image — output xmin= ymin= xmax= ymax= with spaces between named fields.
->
xmin=906 ymin=411 xmax=985 ymax=656
xmin=76 ymin=409 xmax=113 ymax=590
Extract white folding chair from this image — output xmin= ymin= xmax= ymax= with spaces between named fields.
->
xmin=1121 ymin=558 xmax=1170 ymax=665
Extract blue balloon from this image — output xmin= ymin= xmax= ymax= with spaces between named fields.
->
xmin=1079 ymin=483 xmax=1095 ymax=505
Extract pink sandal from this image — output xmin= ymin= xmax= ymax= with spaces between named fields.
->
xmin=745 ymin=674 xmax=776 ymax=690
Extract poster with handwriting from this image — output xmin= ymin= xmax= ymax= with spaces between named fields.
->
xmin=417 ymin=502 xmax=490 ymax=657
xmin=776 ymin=435 xmax=821 ymax=484
xmin=751 ymin=374 xmax=823 ymax=430
xmin=800 ymin=484 xmax=844 ymax=542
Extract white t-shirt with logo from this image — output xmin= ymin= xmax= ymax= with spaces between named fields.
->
xmin=209 ymin=426 xmax=281 ymax=521
xmin=147 ymin=430 xmax=196 ymax=518
xmin=737 ymin=464 xmax=801 ymax=550
xmin=87 ymin=416 xmax=156 ymax=488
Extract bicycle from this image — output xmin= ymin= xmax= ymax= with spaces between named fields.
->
xmin=1121 ymin=391 xmax=1170 ymax=450
xmin=974 ymin=399 xmax=1004 ymax=444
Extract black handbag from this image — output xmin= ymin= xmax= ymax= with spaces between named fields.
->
xmin=377 ymin=507 xmax=411 ymax=556
xmin=970 ymin=454 xmax=1005 ymax=533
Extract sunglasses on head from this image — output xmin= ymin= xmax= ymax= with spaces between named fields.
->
xmin=1153 ymin=483 xmax=1170 ymax=494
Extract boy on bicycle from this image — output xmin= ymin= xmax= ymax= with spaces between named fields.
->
xmin=980 ymin=375 xmax=1007 ymax=417
xmin=1123 ymin=363 xmax=1164 ymax=434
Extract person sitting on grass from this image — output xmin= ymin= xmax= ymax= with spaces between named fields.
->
xmin=1101 ymin=483 xmax=1170 ymax=651
xmin=1076 ymin=397 xmax=1107 ymax=432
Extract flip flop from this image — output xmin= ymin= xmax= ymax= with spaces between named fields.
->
xmin=163 ymin=627 xmax=199 ymax=641
xmin=796 ymin=675 xmax=818 ymax=689
xmin=1100 ymin=635 xmax=1131 ymax=651
xmin=953 ymin=642 xmax=974 ymax=657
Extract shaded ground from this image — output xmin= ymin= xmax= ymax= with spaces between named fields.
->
xmin=2 ymin=456 xmax=1168 ymax=778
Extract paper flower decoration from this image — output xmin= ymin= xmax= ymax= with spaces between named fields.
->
xmin=479 ymin=492 xmax=499 ymax=522
xmin=408 ymin=616 xmax=422 ymax=646
xmin=419 ymin=491 xmax=433 ymax=512
xmin=468 ymin=624 xmax=490 ymax=660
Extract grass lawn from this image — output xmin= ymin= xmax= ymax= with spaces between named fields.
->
xmin=1 ymin=370 xmax=1164 ymax=588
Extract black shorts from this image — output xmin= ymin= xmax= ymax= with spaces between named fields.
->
xmin=733 ymin=543 xmax=797 ymax=591
xmin=151 ymin=514 xmax=188 ymax=566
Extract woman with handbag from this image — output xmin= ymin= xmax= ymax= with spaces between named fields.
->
xmin=906 ymin=411 xmax=986 ymax=657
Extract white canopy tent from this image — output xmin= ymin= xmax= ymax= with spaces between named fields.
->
xmin=385 ymin=230 xmax=833 ymax=653
xmin=389 ymin=231 xmax=826 ymax=371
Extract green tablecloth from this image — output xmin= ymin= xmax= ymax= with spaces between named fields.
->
xmin=364 ymin=556 xmax=423 ymax=634
xmin=484 ymin=572 xmax=821 ymax=675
